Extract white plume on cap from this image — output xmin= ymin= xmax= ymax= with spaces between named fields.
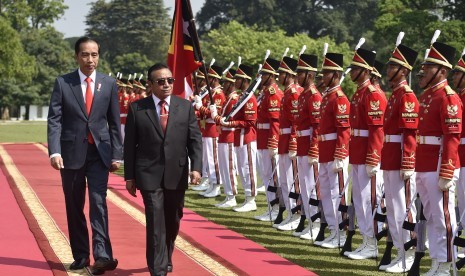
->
xmin=109 ymin=72 xmax=112 ymax=76
xmin=128 ymin=74 xmax=132 ymax=80
xmin=264 ymin=49 xmax=271 ymax=61
xmin=116 ymin=72 xmax=120 ymax=78
xmin=237 ymin=56 xmax=242 ymax=67
xmin=222 ymin=61 xmax=235 ymax=75
xmin=258 ymin=64 xmax=263 ymax=72
xmin=133 ymin=73 xmax=137 ymax=80
xmin=431 ymin=29 xmax=441 ymax=45
xmin=299 ymin=45 xmax=307 ymax=56
xmin=289 ymin=54 xmax=294 ymax=59
xmin=424 ymin=49 xmax=430 ymax=60
xmin=461 ymin=47 xmax=465 ymax=57
xmin=120 ymin=73 xmax=123 ymax=79
xmin=355 ymin=37 xmax=365 ymax=50
xmin=139 ymin=73 xmax=143 ymax=80
xmin=396 ymin=31 xmax=405 ymax=47
xmin=282 ymin=47 xmax=289 ymax=58
xmin=323 ymin=43 xmax=329 ymax=56
xmin=209 ymin=58 xmax=216 ymax=67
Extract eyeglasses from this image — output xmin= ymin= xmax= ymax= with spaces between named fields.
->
xmin=154 ymin=78 xmax=175 ymax=86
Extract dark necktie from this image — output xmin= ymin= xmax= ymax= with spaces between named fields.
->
xmin=85 ymin=77 xmax=94 ymax=144
xmin=159 ymin=100 xmax=168 ymax=134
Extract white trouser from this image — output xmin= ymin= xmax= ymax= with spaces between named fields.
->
xmin=202 ymin=137 xmax=221 ymax=185
xmin=278 ymin=154 xmax=297 ymax=213
xmin=351 ymin=164 xmax=383 ymax=238
xmin=202 ymin=137 xmax=208 ymax=177
xmin=416 ymin=169 xmax=458 ymax=262
xmin=257 ymin=149 xmax=279 ymax=203
xmin=296 ymin=156 xmax=318 ymax=218
xmin=383 ymin=170 xmax=417 ymax=250
xmin=121 ymin=124 xmax=125 ymax=142
xmin=218 ymin=143 xmax=237 ymax=196
xmin=235 ymin=142 xmax=258 ymax=197
xmin=319 ymin=161 xmax=348 ymax=231
xmin=458 ymin=168 xmax=465 ymax=224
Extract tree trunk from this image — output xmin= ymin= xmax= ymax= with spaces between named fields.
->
xmin=1 ymin=106 xmax=10 ymax=120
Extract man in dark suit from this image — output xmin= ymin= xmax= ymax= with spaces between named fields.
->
xmin=47 ymin=37 xmax=122 ymax=275
xmin=124 ymin=63 xmax=202 ymax=276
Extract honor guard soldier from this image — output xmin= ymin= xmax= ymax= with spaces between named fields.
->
xmin=255 ymin=58 xmax=284 ymax=222
xmin=206 ymin=67 xmax=239 ymax=206
xmin=274 ymin=56 xmax=303 ymax=231
xmin=379 ymin=40 xmax=419 ymax=273
xmin=118 ymin=78 xmax=128 ymax=141
xmin=345 ymin=47 xmax=387 ymax=260
xmin=293 ymin=53 xmax=322 ymax=239
xmin=316 ymin=53 xmax=351 ymax=248
xmin=194 ymin=65 xmax=225 ymax=197
xmin=416 ymin=41 xmax=460 ymax=275
xmin=217 ymin=64 xmax=258 ymax=212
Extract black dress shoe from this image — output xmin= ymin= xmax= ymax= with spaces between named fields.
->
xmin=69 ymin=258 xmax=90 ymax=270
xmin=92 ymin=258 xmax=118 ymax=273
xmin=167 ymin=265 xmax=173 ymax=273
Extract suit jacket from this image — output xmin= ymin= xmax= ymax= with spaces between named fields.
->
xmin=123 ymin=95 xmax=202 ymax=191
xmin=47 ymin=70 xmax=123 ymax=169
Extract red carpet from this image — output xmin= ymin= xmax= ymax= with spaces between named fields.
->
xmin=1 ymin=143 xmax=316 ymax=276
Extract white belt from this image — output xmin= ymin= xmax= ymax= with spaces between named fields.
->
xmin=318 ymin=133 xmax=337 ymax=141
xmin=279 ymin=128 xmax=291 ymax=135
xmin=461 ymin=138 xmax=465 ymax=145
xmin=351 ymin=128 xmax=369 ymax=137
xmin=257 ymin=123 xmax=270 ymax=129
xmin=205 ymin=118 xmax=215 ymax=124
xmin=417 ymin=135 xmax=442 ymax=145
xmin=385 ymin=134 xmax=402 ymax=143
xmin=221 ymin=127 xmax=235 ymax=131
xmin=120 ymin=114 xmax=127 ymax=117
xmin=297 ymin=128 xmax=313 ymax=137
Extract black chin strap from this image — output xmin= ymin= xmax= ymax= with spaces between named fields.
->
xmin=422 ymin=66 xmax=442 ymax=89
xmin=389 ymin=66 xmax=402 ymax=82
xmin=239 ymin=78 xmax=244 ymax=91
xmin=353 ymin=68 xmax=364 ymax=83
xmin=326 ymin=72 xmax=336 ymax=88
xmin=303 ymin=71 xmax=309 ymax=87
xmin=283 ymin=73 xmax=289 ymax=87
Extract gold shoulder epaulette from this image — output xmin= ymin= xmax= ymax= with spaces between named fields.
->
xmin=291 ymin=87 xmax=297 ymax=93
xmin=337 ymin=90 xmax=345 ymax=97
xmin=403 ymin=85 xmax=413 ymax=93
xmin=445 ymin=85 xmax=456 ymax=96
xmin=269 ymin=86 xmax=276 ymax=95
xmin=310 ymin=87 xmax=318 ymax=95
xmin=368 ymin=84 xmax=376 ymax=92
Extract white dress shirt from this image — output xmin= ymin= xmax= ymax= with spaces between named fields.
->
xmin=78 ymin=69 xmax=96 ymax=103
xmin=152 ymin=94 xmax=171 ymax=117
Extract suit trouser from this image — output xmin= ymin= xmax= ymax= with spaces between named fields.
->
xmin=319 ymin=161 xmax=348 ymax=231
xmin=257 ymin=149 xmax=279 ymax=203
xmin=416 ymin=169 xmax=457 ymax=262
xmin=383 ymin=170 xmax=417 ymax=250
xmin=60 ymin=143 xmax=113 ymax=261
xmin=120 ymin=124 xmax=125 ymax=142
xmin=296 ymin=156 xmax=318 ymax=218
xmin=218 ymin=142 xmax=237 ymax=196
xmin=278 ymin=154 xmax=297 ymax=213
xmin=202 ymin=137 xmax=221 ymax=184
xmin=235 ymin=142 xmax=257 ymax=197
xmin=141 ymin=188 xmax=185 ymax=275
xmin=458 ymin=168 xmax=465 ymax=224
xmin=350 ymin=164 xmax=383 ymax=238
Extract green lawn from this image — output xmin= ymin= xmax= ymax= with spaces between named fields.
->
xmin=2 ymin=120 xmax=433 ymax=275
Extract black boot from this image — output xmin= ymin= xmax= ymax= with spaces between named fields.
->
xmin=294 ymin=215 xmax=306 ymax=233
xmin=273 ymin=207 xmax=286 ymax=225
xmin=457 ymin=257 xmax=465 ymax=270
xmin=407 ymin=251 xmax=425 ymax=276
xmin=378 ymin=241 xmax=393 ymax=269
xmin=340 ymin=230 xmax=355 ymax=256
xmin=315 ymin=222 xmax=328 ymax=242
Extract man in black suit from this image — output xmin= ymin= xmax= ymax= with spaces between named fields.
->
xmin=47 ymin=37 xmax=122 ymax=274
xmin=124 ymin=63 xmax=202 ymax=276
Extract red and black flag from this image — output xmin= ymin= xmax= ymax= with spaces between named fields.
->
xmin=167 ymin=0 xmax=201 ymax=98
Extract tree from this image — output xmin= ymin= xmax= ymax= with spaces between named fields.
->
xmin=86 ymin=0 xmax=171 ymax=73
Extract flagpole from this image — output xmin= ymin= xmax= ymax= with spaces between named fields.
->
xmin=184 ymin=0 xmax=214 ymax=103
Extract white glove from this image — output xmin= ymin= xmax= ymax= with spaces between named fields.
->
xmin=400 ymin=169 xmax=414 ymax=180
xmin=209 ymin=104 xmax=218 ymax=119
xmin=194 ymin=95 xmax=202 ymax=110
xmin=288 ymin=150 xmax=297 ymax=160
xmin=308 ymin=156 xmax=318 ymax=164
xmin=366 ymin=164 xmax=379 ymax=177
xmin=332 ymin=158 xmax=345 ymax=172
xmin=438 ymin=177 xmax=455 ymax=191
xmin=219 ymin=117 xmax=228 ymax=126
xmin=269 ymin=148 xmax=278 ymax=158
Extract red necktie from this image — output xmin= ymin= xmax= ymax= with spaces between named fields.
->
xmin=159 ymin=100 xmax=168 ymax=134
xmin=85 ymin=77 xmax=94 ymax=144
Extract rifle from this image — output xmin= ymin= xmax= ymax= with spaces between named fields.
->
xmin=224 ymin=75 xmax=262 ymax=121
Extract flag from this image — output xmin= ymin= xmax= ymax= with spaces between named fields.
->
xmin=167 ymin=0 xmax=201 ymax=99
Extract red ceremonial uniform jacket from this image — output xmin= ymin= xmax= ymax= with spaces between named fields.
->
xmin=278 ymin=83 xmax=302 ymax=154
xmin=119 ymin=92 xmax=129 ymax=125
xmin=213 ymin=91 xmax=239 ymax=143
xmin=295 ymin=84 xmax=322 ymax=157
xmin=381 ymin=80 xmax=419 ymax=171
xmin=256 ymin=83 xmax=283 ymax=150
xmin=459 ymin=88 xmax=465 ymax=167
xmin=225 ymin=94 xmax=257 ymax=147
xmin=349 ymin=80 xmax=387 ymax=166
xmin=416 ymin=80 xmax=462 ymax=179
xmin=200 ymin=87 xmax=225 ymax=138
xmin=318 ymin=85 xmax=351 ymax=163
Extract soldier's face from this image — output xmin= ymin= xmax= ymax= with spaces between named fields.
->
xmin=260 ymin=73 xmax=271 ymax=86
xmin=419 ymin=64 xmax=444 ymax=89
xmin=322 ymin=71 xmax=333 ymax=86
xmin=75 ymin=41 xmax=99 ymax=76
xmin=296 ymin=71 xmax=307 ymax=86
xmin=349 ymin=66 xmax=363 ymax=81
xmin=452 ymin=71 xmax=465 ymax=89
xmin=278 ymin=72 xmax=286 ymax=85
xmin=150 ymin=68 xmax=173 ymax=100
